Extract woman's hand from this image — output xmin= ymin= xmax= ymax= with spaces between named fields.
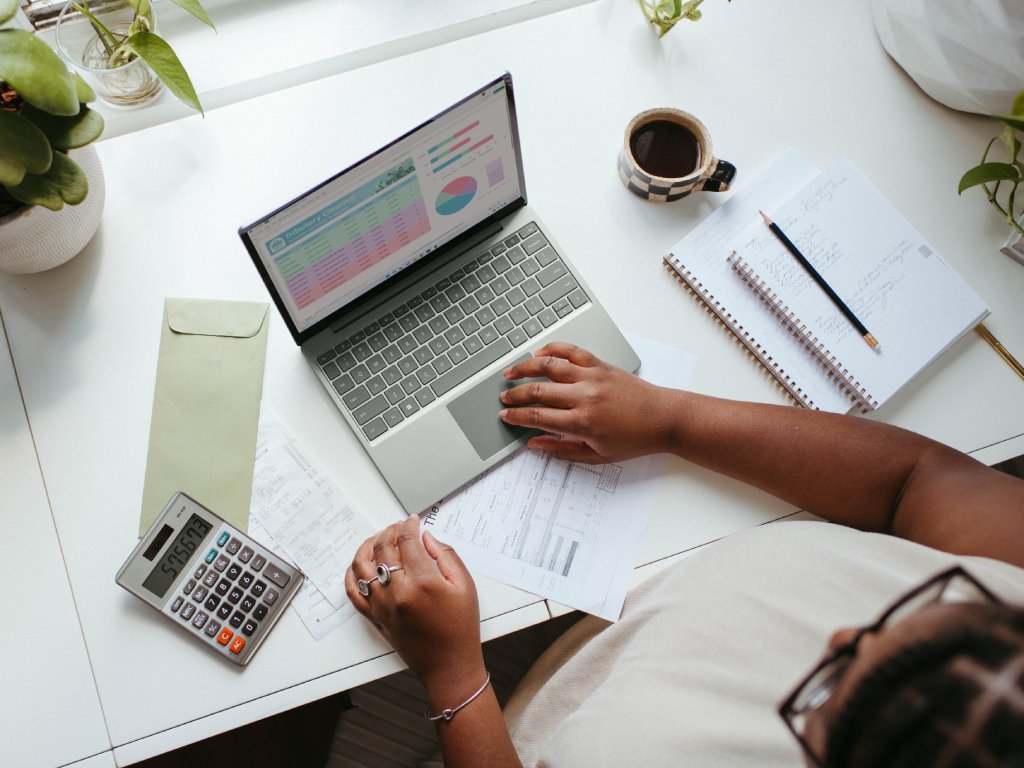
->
xmin=345 ymin=516 xmax=485 ymax=691
xmin=498 ymin=342 xmax=678 ymax=463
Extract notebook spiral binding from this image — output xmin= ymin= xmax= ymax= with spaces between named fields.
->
xmin=726 ymin=252 xmax=877 ymax=413
xmin=662 ymin=254 xmax=877 ymax=413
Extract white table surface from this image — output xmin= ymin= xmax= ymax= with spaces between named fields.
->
xmin=3 ymin=0 xmax=1024 ymax=764
xmin=0 ymin=318 xmax=112 ymax=767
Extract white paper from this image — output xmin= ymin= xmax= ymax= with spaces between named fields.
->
xmin=420 ymin=336 xmax=696 ymax=621
xmin=249 ymin=410 xmax=377 ymax=638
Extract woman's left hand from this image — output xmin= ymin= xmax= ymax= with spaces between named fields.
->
xmin=345 ymin=516 xmax=485 ymax=691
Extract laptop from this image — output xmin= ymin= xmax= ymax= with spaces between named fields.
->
xmin=239 ymin=72 xmax=639 ymax=513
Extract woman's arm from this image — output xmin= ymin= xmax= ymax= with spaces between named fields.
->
xmin=498 ymin=343 xmax=1024 ymax=566
xmin=345 ymin=516 xmax=523 ymax=768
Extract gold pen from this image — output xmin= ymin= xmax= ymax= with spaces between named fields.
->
xmin=975 ymin=323 xmax=1024 ymax=381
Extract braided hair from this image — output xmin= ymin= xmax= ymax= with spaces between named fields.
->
xmin=824 ymin=603 xmax=1024 ymax=768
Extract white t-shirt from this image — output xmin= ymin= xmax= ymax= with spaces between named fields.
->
xmin=502 ymin=521 xmax=1024 ymax=767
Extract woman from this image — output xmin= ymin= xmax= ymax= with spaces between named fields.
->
xmin=345 ymin=343 xmax=1024 ymax=767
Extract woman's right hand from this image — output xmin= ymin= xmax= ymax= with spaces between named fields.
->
xmin=498 ymin=342 xmax=679 ymax=463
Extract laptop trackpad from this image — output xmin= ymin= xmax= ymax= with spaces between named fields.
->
xmin=448 ymin=355 xmax=543 ymax=460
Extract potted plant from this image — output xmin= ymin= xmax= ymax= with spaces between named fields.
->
xmin=0 ymin=0 xmax=106 ymax=273
xmin=54 ymin=0 xmax=213 ymax=112
xmin=958 ymin=89 xmax=1024 ymax=265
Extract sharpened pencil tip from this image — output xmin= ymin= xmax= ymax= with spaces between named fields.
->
xmin=759 ymin=210 xmax=772 ymax=226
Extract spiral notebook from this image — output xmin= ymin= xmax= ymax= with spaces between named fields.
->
xmin=663 ymin=150 xmax=989 ymax=413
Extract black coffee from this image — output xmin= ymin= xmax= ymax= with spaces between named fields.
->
xmin=629 ymin=119 xmax=701 ymax=178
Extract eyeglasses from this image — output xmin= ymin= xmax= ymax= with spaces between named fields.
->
xmin=777 ymin=566 xmax=1002 ymax=768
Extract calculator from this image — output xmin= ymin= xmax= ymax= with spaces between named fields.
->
xmin=116 ymin=492 xmax=303 ymax=666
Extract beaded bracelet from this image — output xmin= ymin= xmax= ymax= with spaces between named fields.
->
xmin=424 ymin=671 xmax=492 ymax=722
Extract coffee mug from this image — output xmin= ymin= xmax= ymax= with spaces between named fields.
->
xmin=618 ymin=108 xmax=736 ymax=202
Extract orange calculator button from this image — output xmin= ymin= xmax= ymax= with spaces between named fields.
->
xmin=229 ymin=636 xmax=246 ymax=654
xmin=217 ymin=628 xmax=233 ymax=646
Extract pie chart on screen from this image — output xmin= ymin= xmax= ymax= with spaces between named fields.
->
xmin=435 ymin=176 xmax=478 ymax=216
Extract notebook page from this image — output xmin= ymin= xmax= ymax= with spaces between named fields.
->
xmin=737 ymin=159 xmax=989 ymax=407
xmin=667 ymin=149 xmax=855 ymax=412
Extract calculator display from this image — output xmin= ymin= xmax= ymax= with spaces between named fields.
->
xmin=141 ymin=513 xmax=212 ymax=597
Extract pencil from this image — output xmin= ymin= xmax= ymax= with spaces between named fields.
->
xmin=759 ymin=210 xmax=879 ymax=350
xmin=975 ymin=323 xmax=1024 ymax=380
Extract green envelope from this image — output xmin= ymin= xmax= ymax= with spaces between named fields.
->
xmin=139 ymin=298 xmax=270 ymax=536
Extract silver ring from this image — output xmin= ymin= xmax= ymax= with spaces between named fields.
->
xmin=376 ymin=563 xmax=404 ymax=586
xmin=357 ymin=575 xmax=378 ymax=597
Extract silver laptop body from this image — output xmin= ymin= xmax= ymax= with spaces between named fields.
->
xmin=240 ymin=73 xmax=638 ymax=513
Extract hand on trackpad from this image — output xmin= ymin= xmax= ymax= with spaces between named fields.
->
xmin=447 ymin=355 xmax=542 ymax=460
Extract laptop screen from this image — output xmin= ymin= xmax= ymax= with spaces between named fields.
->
xmin=240 ymin=74 xmax=525 ymax=342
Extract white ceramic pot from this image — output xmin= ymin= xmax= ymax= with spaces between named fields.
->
xmin=0 ymin=145 xmax=105 ymax=274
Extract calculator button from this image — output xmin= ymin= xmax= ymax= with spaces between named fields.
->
xmin=214 ymin=555 xmax=230 ymax=572
xmin=192 ymin=586 xmax=208 ymax=603
xmin=202 ymin=571 xmax=218 ymax=588
xmin=170 ymin=596 xmax=184 ymax=613
xmin=229 ymin=636 xmax=246 ymax=655
xmin=239 ymin=571 xmax=255 ymax=589
xmin=226 ymin=564 xmax=242 ymax=581
xmin=217 ymin=532 xmax=230 ymax=547
xmin=182 ymin=579 xmax=196 ymax=595
xmin=193 ymin=564 xmax=207 ymax=579
xmin=263 ymin=588 xmax=280 ymax=606
xmin=204 ymin=621 xmax=221 ymax=638
xmin=229 ymin=611 xmax=245 ymax=628
xmin=180 ymin=603 xmax=196 ymax=620
xmin=241 ymin=619 xmax=258 ymax=637
xmin=251 ymin=580 xmax=266 ymax=598
xmin=217 ymin=628 xmax=233 ymax=645
xmin=241 ymin=596 xmax=256 ymax=613
xmin=251 ymin=554 xmax=267 ymax=572
xmin=216 ymin=603 xmax=231 ymax=620
xmin=205 ymin=549 xmax=218 ymax=564
xmin=215 ymin=578 xmax=231 ymax=596
xmin=205 ymin=595 xmax=220 ymax=611
xmin=253 ymin=604 xmax=268 ymax=621
xmin=192 ymin=611 xmax=209 ymax=630
xmin=226 ymin=538 xmax=242 ymax=555
xmin=263 ymin=564 xmax=291 ymax=588
xmin=238 ymin=546 xmax=254 ymax=564
xmin=228 ymin=587 xmax=243 ymax=605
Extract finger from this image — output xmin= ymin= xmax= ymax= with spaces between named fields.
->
xmin=502 ymin=354 xmax=585 ymax=384
xmin=526 ymin=435 xmax=607 ymax=463
xmin=499 ymin=380 xmax=580 ymax=408
xmin=499 ymin=403 xmax=579 ymax=436
xmin=394 ymin=515 xmax=433 ymax=575
xmin=422 ymin=530 xmax=474 ymax=587
xmin=353 ymin=532 xmax=379 ymax=572
xmin=344 ymin=565 xmax=374 ymax=618
xmin=532 ymin=342 xmax=602 ymax=368
xmin=372 ymin=521 xmax=403 ymax=564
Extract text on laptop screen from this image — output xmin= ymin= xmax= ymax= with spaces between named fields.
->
xmin=244 ymin=80 xmax=523 ymax=333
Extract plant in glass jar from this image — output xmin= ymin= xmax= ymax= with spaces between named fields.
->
xmin=56 ymin=0 xmax=213 ymax=112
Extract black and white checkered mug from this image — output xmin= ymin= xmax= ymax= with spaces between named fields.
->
xmin=618 ymin=108 xmax=736 ymax=202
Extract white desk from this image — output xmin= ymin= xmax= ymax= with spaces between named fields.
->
xmin=2 ymin=0 xmax=1023 ymax=764
xmin=0 ymin=318 xmax=113 ymax=767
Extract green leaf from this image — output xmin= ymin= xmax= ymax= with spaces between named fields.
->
xmin=72 ymin=72 xmax=97 ymax=104
xmin=994 ymin=113 xmax=1024 ymax=132
xmin=0 ymin=109 xmax=52 ymax=186
xmin=125 ymin=31 xmax=203 ymax=113
xmin=1011 ymin=90 xmax=1024 ymax=117
xmin=0 ymin=0 xmax=18 ymax=26
xmin=0 ymin=30 xmax=79 ymax=116
xmin=6 ymin=151 xmax=87 ymax=210
xmin=958 ymin=162 xmax=1022 ymax=194
xmin=166 ymin=0 xmax=215 ymax=29
xmin=21 ymin=104 xmax=104 ymax=150
xmin=1000 ymin=124 xmax=1021 ymax=163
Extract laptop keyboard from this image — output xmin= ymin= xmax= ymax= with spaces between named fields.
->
xmin=314 ymin=222 xmax=590 ymax=442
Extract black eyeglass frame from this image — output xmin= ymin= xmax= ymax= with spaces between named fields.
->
xmin=777 ymin=565 xmax=1003 ymax=768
